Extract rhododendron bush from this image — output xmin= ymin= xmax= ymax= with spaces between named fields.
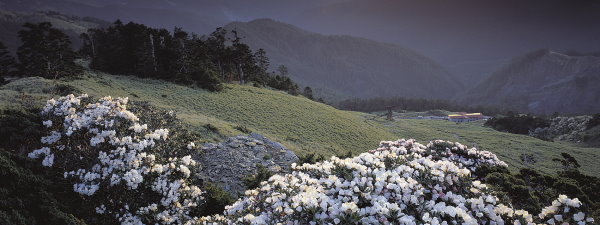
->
xmin=28 ymin=94 xmax=204 ymax=224
xmin=200 ymin=139 xmax=595 ymax=225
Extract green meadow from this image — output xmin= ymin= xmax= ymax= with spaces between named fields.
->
xmin=2 ymin=70 xmax=599 ymax=176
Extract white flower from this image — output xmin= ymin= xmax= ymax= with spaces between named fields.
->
xmin=573 ymin=212 xmax=585 ymax=221
xmin=187 ymin=142 xmax=195 ymax=150
xmin=43 ymin=120 xmax=53 ymax=127
xmin=30 ymin=94 xmax=204 ymax=225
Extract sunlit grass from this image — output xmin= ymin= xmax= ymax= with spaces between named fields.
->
xmin=2 ymin=71 xmax=599 ymax=176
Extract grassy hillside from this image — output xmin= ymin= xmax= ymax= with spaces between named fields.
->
xmin=1 ymin=70 xmax=599 ymax=177
xmin=368 ymin=116 xmax=600 ymax=177
xmin=1 ymin=70 xmax=396 ymax=157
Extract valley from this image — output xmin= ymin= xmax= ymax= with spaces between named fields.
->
xmin=2 ymin=68 xmax=598 ymax=176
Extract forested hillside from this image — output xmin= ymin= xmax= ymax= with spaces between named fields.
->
xmin=224 ymin=19 xmax=463 ymax=101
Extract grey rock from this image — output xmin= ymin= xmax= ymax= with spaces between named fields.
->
xmin=194 ymin=133 xmax=299 ymax=196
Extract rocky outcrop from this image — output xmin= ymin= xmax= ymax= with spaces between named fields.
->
xmin=193 ymin=133 xmax=298 ymax=196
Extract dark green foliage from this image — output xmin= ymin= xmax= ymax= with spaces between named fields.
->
xmin=588 ymin=113 xmax=600 ymax=129
xmin=53 ymin=84 xmax=80 ymax=96
xmin=0 ymin=41 xmax=16 ymax=80
xmin=267 ymin=74 xmax=299 ymax=94
xmin=479 ymin=160 xmax=600 ymax=219
xmin=0 ymin=109 xmax=43 ymax=154
xmin=337 ymin=96 xmax=504 ymax=115
xmin=198 ymin=184 xmax=235 ymax=216
xmin=484 ymin=114 xmax=549 ymax=134
xmin=553 ymin=153 xmax=581 ymax=172
xmin=297 ymin=152 xmax=326 ymax=165
xmin=83 ymin=21 xmax=300 ymax=93
xmin=0 ymin=150 xmax=93 ymax=225
xmin=303 ymin=86 xmax=314 ymax=100
xmin=337 ymin=150 xmax=353 ymax=159
xmin=17 ymin=22 xmax=82 ymax=79
xmin=234 ymin=125 xmax=252 ymax=134
xmin=203 ymin=123 xmax=219 ymax=133
xmin=243 ymin=164 xmax=273 ymax=190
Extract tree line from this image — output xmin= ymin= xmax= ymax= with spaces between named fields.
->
xmin=336 ymin=96 xmax=505 ymax=116
xmin=80 ymin=20 xmax=302 ymax=92
xmin=0 ymin=22 xmax=81 ymax=83
xmin=1 ymin=21 xmax=311 ymax=96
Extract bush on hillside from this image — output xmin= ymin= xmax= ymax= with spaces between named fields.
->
xmin=0 ymin=150 xmax=92 ymax=225
xmin=529 ymin=116 xmax=600 ymax=147
xmin=477 ymin=155 xmax=600 ymax=219
xmin=485 ymin=114 xmax=549 ymax=135
xmin=587 ymin=114 xmax=600 ymax=129
xmin=0 ymin=109 xmax=43 ymax=153
xmin=200 ymin=139 xmax=594 ymax=224
xmin=28 ymin=94 xmax=205 ymax=224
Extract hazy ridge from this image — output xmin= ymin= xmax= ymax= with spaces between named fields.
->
xmin=225 ymin=19 xmax=463 ymax=101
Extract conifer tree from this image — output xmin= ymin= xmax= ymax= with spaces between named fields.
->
xmin=0 ymin=41 xmax=16 ymax=82
xmin=17 ymin=22 xmax=80 ymax=78
xmin=303 ymin=86 xmax=314 ymax=100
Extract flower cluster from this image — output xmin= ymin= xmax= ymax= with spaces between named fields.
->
xmin=199 ymin=139 xmax=593 ymax=225
xmin=376 ymin=139 xmax=508 ymax=174
xmin=29 ymin=94 xmax=203 ymax=224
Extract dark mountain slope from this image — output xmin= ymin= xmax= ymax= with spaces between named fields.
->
xmin=462 ymin=50 xmax=600 ymax=114
xmin=291 ymin=0 xmax=600 ymax=84
xmin=0 ymin=0 xmax=227 ymax=34
xmin=225 ymin=19 xmax=463 ymax=100
xmin=0 ymin=10 xmax=107 ymax=51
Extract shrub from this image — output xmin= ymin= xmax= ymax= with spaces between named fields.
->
xmin=587 ymin=114 xmax=600 ymax=129
xmin=0 ymin=109 xmax=43 ymax=153
xmin=242 ymin=164 xmax=273 ymax=190
xmin=198 ymin=184 xmax=235 ymax=217
xmin=530 ymin=116 xmax=592 ymax=143
xmin=27 ymin=94 xmax=205 ymax=224
xmin=485 ymin=114 xmax=549 ymax=135
xmin=297 ymin=152 xmax=325 ymax=165
xmin=235 ymin=125 xmax=251 ymax=134
xmin=199 ymin=139 xmax=594 ymax=224
xmin=0 ymin=150 xmax=92 ymax=225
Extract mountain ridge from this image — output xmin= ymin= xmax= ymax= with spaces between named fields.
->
xmin=224 ymin=18 xmax=464 ymax=101
xmin=462 ymin=49 xmax=600 ymax=114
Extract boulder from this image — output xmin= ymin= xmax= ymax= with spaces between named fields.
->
xmin=193 ymin=134 xmax=298 ymax=196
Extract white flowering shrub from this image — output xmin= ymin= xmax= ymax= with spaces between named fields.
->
xmin=378 ymin=139 xmax=508 ymax=175
xmin=200 ymin=139 xmax=594 ymax=225
xmin=530 ymin=116 xmax=591 ymax=143
xmin=28 ymin=94 xmax=204 ymax=224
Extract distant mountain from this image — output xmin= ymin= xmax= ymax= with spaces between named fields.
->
xmin=0 ymin=10 xmax=108 ymax=51
xmin=0 ymin=0 xmax=228 ymax=34
xmin=225 ymin=19 xmax=463 ymax=100
xmin=290 ymin=0 xmax=600 ymax=84
xmin=0 ymin=0 xmax=344 ymax=36
xmin=461 ymin=50 xmax=600 ymax=114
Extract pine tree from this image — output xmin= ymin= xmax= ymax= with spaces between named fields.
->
xmin=17 ymin=22 xmax=80 ymax=78
xmin=206 ymin=27 xmax=228 ymax=80
xmin=0 ymin=41 xmax=16 ymax=82
xmin=303 ymin=86 xmax=314 ymax=100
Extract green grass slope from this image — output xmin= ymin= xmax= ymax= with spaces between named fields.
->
xmin=369 ymin=116 xmax=600 ymax=177
xmin=1 ymin=70 xmax=599 ymax=177
xmin=1 ymin=70 xmax=396 ymax=157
